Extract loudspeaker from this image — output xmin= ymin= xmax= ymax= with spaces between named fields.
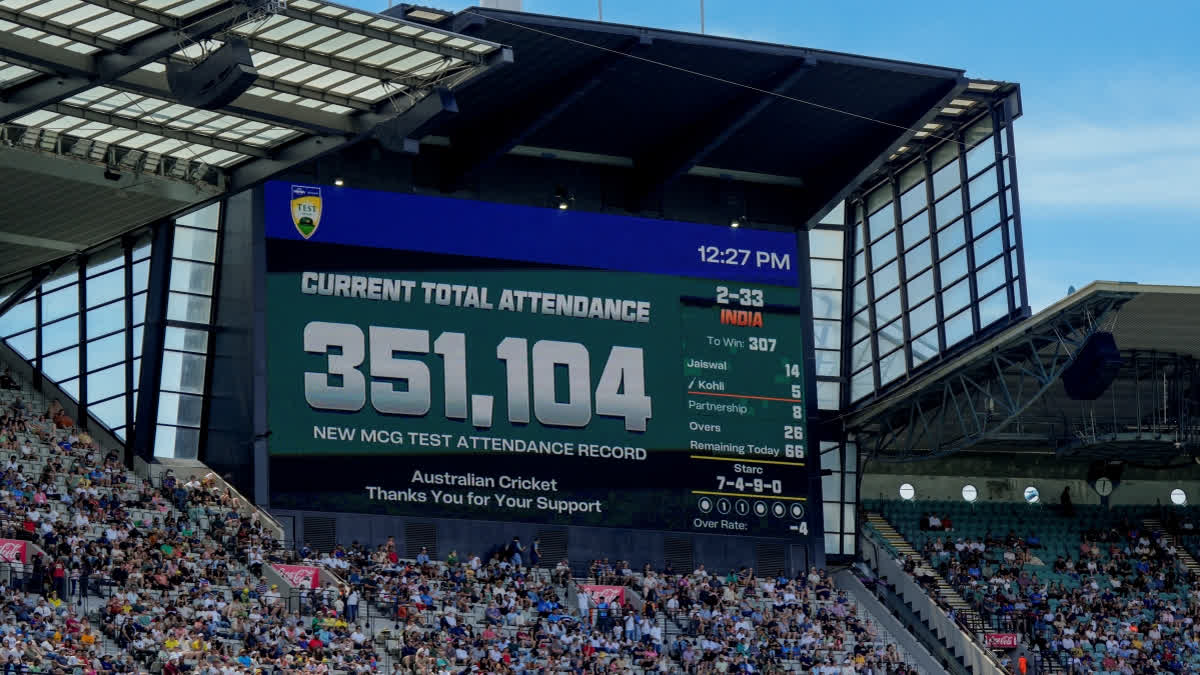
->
xmin=167 ymin=39 xmax=257 ymax=110
xmin=1061 ymin=331 xmax=1122 ymax=400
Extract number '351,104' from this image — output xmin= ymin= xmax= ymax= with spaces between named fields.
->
xmin=302 ymin=321 xmax=653 ymax=431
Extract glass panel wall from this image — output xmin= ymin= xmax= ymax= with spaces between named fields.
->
xmin=0 ymin=236 xmax=153 ymax=440
xmin=154 ymin=203 xmax=221 ymax=460
xmin=844 ymin=106 xmax=1026 ymax=405
xmin=821 ymin=440 xmax=858 ymax=555
xmin=810 ymin=211 xmax=845 ymax=410
xmin=0 ymin=200 xmax=219 ymax=455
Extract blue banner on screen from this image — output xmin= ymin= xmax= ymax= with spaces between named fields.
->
xmin=264 ymin=181 xmax=798 ymax=286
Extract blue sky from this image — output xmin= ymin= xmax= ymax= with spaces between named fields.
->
xmin=373 ymin=0 xmax=1200 ymax=310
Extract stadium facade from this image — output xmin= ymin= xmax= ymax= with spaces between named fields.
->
xmin=0 ymin=0 xmax=1031 ymax=576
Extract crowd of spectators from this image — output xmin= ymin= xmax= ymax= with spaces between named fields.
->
xmin=657 ymin=566 xmax=914 ymax=673
xmin=0 ymin=380 xmax=389 ymax=673
xmin=884 ymin=500 xmax=1200 ymax=674
xmin=0 ymin=367 xmax=926 ymax=673
xmin=291 ymin=537 xmax=922 ymax=674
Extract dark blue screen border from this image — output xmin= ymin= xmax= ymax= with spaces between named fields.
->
xmin=264 ymin=182 xmax=799 ymax=286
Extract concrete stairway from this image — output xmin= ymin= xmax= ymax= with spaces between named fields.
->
xmin=1143 ymin=518 xmax=1200 ymax=576
xmin=864 ymin=512 xmax=986 ymax=635
xmin=834 ymin=570 xmax=943 ymax=675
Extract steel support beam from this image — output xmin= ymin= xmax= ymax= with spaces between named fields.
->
xmin=46 ymin=103 xmax=272 ymax=158
xmin=0 ymin=8 xmax=374 ymax=115
xmin=807 ymin=77 xmax=968 ymax=232
xmin=856 ymin=300 xmax=1126 ymax=461
xmin=122 ymin=236 xmax=135 ymax=468
xmin=0 ymin=264 xmax=57 ymax=320
xmin=0 ymin=232 xmax=84 ymax=253
xmin=0 ymin=30 xmax=471 ymax=141
xmin=277 ymin=5 xmax=508 ymax=66
xmin=76 ymin=259 xmax=88 ymax=431
xmin=117 ymin=69 xmax=357 ymax=136
xmin=227 ymin=86 xmax=456 ymax=193
xmin=0 ymin=35 xmax=356 ymax=137
xmin=213 ymin=61 xmax=377 ymax=111
xmin=463 ymin=7 xmax=962 ymax=79
xmin=0 ymin=4 xmax=125 ymax=52
xmin=0 ymin=30 xmax=101 ymax=76
xmin=0 ymin=0 xmax=503 ymax=104
xmin=130 ymin=221 xmax=174 ymax=462
xmin=220 ymin=36 xmax=447 ymax=94
xmin=86 ymin=0 xmax=244 ymax=28
xmin=439 ymin=40 xmax=640 ymax=190
xmin=626 ymin=58 xmax=815 ymax=209
xmin=0 ymin=0 xmax=268 ymax=124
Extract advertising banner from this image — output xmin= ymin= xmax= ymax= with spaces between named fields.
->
xmin=274 ymin=564 xmax=321 ymax=589
xmin=581 ymin=584 xmax=626 ymax=607
xmin=985 ymin=633 xmax=1019 ymax=649
xmin=0 ymin=539 xmax=26 ymax=564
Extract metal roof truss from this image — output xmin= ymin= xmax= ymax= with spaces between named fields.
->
xmin=0 ymin=0 xmax=506 ymax=193
xmin=856 ymin=296 xmax=1132 ymax=462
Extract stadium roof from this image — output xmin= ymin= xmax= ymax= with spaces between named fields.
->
xmin=0 ymin=0 xmax=508 ymax=280
xmin=848 ymin=282 xmax=1200 ymax=462
xmin=0 ymin=1 xmax=1020 ymax=284
xmin=392 ymin=4 xmax=1019 ymax=223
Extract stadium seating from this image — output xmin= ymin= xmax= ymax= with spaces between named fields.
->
xmin=0 ymin=364 xmax=929 ymax=673
xmin=293 ymin=545 xmax=925 ymax=672
xmin=865 ymin=498 xmax=1200 ymax=673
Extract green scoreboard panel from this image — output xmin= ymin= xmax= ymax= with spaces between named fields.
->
xmin=264 ymin=182 xmax=815 ymax=539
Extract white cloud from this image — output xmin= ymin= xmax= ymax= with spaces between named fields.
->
xmin=1015 ymin=69 xmax=1200 ymax=212
xmin=1015 ymin=98 xmax=1200 ymax=308
xmin=1017 ymin=120 xmax=1200 ymax=209
xmin=1023 ymin=256 xmax=1200 ymax=313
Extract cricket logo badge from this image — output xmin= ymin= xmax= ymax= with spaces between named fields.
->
xmin=291 ymin=185 xmax=323 ymax=239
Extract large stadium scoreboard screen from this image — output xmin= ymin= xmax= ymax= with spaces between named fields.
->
xmin=265 ymin=182 xmax=815 ymax=538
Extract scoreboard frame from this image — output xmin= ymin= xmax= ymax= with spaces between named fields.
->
xmin=247 ymin=180 xmax=827 ymax=563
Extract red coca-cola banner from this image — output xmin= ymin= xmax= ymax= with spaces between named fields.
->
xmin=273 ymin=564 xmax=320 ymax=589
xmin=581 ymin=584 xmax=625 ymax=607
xmin=0 ymin=539 xmax=28 ymax=564
xmin=985 ymin=633 xmax=1019 ymax=649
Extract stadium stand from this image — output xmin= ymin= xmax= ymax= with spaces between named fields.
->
xmin=0 ymin=366 xmax=931 ymax=673
xmin=292 ymin=532 xmax=928 ymax=672
xmin=865 ymin=498 xmax=1200 ymax=673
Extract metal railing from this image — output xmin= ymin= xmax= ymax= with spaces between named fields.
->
xmin=199 ymin=470 xmax=286 ymax=543
xmin=861 ymin=528 xmax=1008 ymax=675
xmin=860 ymin=571 xmax=972 ymax=675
